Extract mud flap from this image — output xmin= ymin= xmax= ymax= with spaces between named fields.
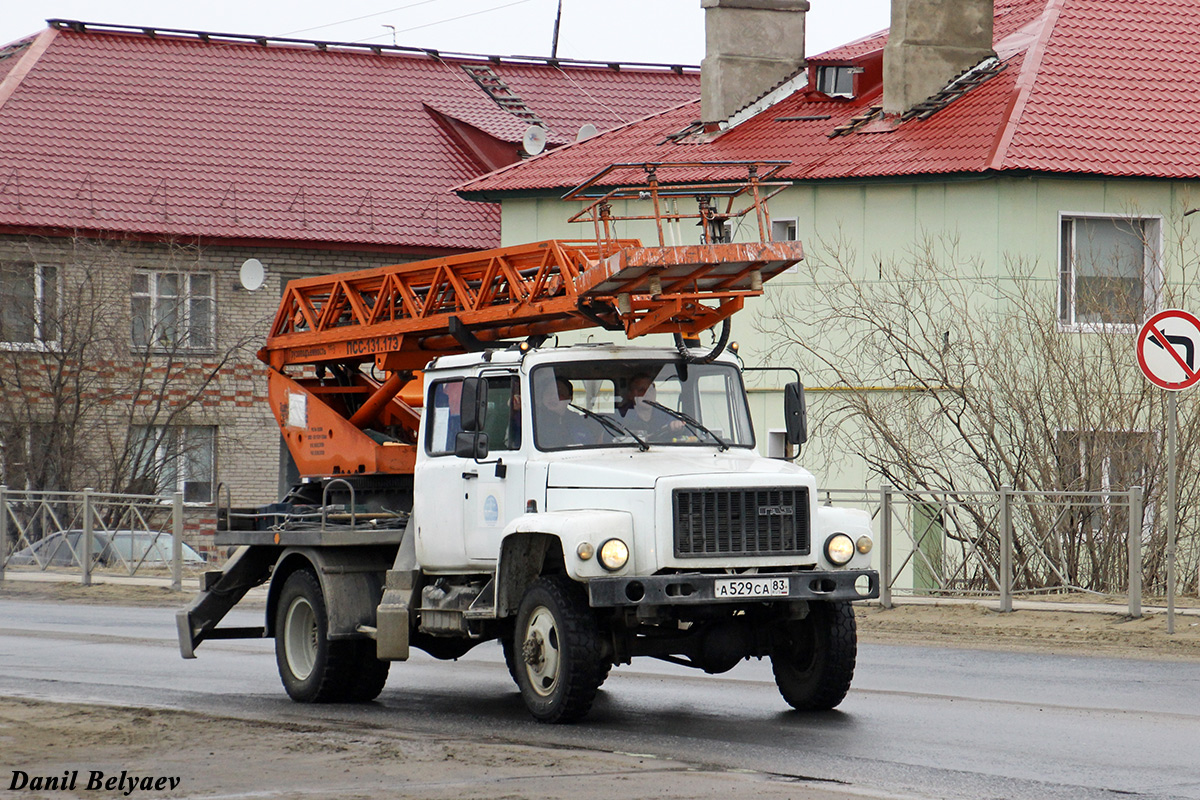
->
xmin=376 ymin=518 xmax=419 ymax=660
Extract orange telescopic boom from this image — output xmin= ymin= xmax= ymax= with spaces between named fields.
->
xmin=261 ymin=162 xmax=803 ymax=479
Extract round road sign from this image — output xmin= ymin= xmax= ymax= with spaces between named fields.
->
xmin=1137 ymin=308 xmax=1200 ymax=391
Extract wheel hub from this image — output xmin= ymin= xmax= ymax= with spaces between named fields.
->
xmin=522 ymin=606 xmax=560 ymax=697
xmin=523 ymin=633 xmax=544 ymax=669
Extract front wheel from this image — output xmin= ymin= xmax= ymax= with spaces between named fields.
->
xmin=769 ymin=601 xmax=858 ymax=711
xmin=513 ymin=575 xmax=608 ymax=723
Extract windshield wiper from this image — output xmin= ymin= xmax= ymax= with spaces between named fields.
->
xmin=569 ymin=403 xmax=650 ymax=451
xmin=644 ymin=400 xmax=729 ymax=451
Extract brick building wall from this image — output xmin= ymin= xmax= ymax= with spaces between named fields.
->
xmin=0 ymin=232 xmax=425 ymax=509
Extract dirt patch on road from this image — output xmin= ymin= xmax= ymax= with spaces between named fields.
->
xmin=856 ymin=602 xmax=1200 ymax=660
xmin=0 ymin=697 xmax=858 ymax=800
xmin=0 ymin=579 xmax=197 ymax=608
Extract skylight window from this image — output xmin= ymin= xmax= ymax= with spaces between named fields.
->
xmin=816 ymin=66 xmax=855 ymax=97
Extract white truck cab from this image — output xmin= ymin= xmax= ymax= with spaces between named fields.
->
xmin=392 ymin=343 xmax=878 ymax=721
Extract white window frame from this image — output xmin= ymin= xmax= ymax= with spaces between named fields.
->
xmin=772 ymin=217 xmax=799 ymax=272
xmin=131 ymin=270 xmax=216 ymax=352
xmin=1058 ymin=212 xmax=1162 ymax=332
xmin=131 ymin=425 xmax=216 ymax=504
xmin=0 ymin=261 xmax=61 ymax=351
xmin=771 ymin=218 xmax=798 ymax=242
xmin=816 ymin=65 xmax=856 ymax=97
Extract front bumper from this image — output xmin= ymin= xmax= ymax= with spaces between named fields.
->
xmin=587 ymin=569 xmax=878 ymax=608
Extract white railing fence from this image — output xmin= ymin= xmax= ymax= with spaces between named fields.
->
xmin=0 ymin=485 xmax=203 ymax=591
xmin=821 ymin=485 xmax=1158 ymax=616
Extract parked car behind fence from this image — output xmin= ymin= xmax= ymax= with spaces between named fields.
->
xmin=4 ymin=530 xmax=204 ymax=569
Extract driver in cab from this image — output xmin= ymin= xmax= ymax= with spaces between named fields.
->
xmin=533 ymin=374 xmax=589 ymax=449
xmin=618 ymin=373 xmax=686 ymax=439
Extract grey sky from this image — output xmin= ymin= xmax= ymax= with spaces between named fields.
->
xmin=2 ymin=1 xmax=890 ymax=64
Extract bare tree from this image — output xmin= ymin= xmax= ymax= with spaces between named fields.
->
xmin=758 ymin=226 xmax=1199 ymax=595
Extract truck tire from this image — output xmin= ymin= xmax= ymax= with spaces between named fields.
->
xmin=501 ymin=638 xmax=520 ymax=686
xmin=769 ymin=601 xmax=857 ymax=711
xmin=513 ymin=575 xmax=607 ymax=723
xmin=275 ymin=569 xmax=357 ymax=703
xmin=343 ymin=640 xmax=390 ymax=703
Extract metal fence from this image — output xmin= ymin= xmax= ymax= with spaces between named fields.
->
xmin=0 ymin=483 xmax=1171 ymax=614
xmin=822 ymin=485 xmax=1149 ymax=616
xmin=0 ymin=486 xmax=203 ymax=590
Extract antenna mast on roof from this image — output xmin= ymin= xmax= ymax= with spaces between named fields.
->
xmin=550 ymin=0 xmax=563 ymax=58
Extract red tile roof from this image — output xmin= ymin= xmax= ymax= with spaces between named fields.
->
xmin=0 ymin=21 xmax=698 ymax=251
xmin=460 ymin=0 xmax=1200 ymax=200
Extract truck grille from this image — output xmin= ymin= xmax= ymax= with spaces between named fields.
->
xmin=672 ymin=487 xmax=810 ymax=558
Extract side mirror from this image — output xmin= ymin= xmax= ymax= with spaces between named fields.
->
xmin=459 ymin=377 xmax=488 ymax=432
xmin=784 ymin=382 xmax=807 ymax=446
xmin=455 ymin=431 xmax=490 ymax=460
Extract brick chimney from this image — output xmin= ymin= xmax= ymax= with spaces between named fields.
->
xmin=701 ymin=0 xmax=809 ymax=124
xmin=883 ymin=0 xmax=995 ymax=115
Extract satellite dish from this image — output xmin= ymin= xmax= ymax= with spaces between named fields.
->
xmin=521 ymin=125 xmax=548 ymax=156
xmin=239 ymin=258 xmax=265 ymax=291
xmin=576 ymin=123 xmax=599 ymax=142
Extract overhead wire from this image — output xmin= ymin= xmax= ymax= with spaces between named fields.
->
xmin=348 ymin=0 xmax=537 ymax=43
xmin=274 ymin=0 xmax=451 ymax=38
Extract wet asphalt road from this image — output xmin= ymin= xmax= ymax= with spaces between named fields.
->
xmin=1 ymin=598 xmax=1197 ymax=800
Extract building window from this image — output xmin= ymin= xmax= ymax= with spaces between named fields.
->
xmin=131 ymin=271 xmax=214 ymax=350
xmin=130 ymin=425 xmax=215 ymax=502
xmin=816 ymin=66 xmax=855 ymax=96
xmin=0 ymin=261 xmax=59 ymax=347
xmin=1057 ymin=429 xmax=1149 ymax=536
xmin=773 ymin=218 xmax=799 ymax=272
xmin=772 ymin=219 xmax=798 ymax=242
xmin=0 ymin=423 xmax=56 ymax=490
xmin=1059 ymin=215 xmax=1159 ymax=327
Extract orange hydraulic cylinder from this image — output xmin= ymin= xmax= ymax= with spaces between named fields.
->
xmin=348 ymin=371 xmax=405 ymax=429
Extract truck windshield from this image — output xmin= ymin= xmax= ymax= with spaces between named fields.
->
xmin=530 ymin=360 xmax=755 ymax=451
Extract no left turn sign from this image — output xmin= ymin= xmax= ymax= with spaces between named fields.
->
xmin=1137 ymin=308 xmax=1200 ymax=391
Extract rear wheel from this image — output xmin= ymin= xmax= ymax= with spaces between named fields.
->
xmin=275 ymin=569 xmax=366 ymax=703
xmin=513 ymin=575 xmax=608 ymax=723
xmin=769 ymin=601 xmax=857 ymax=711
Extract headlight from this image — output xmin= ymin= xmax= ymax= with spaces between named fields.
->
xmin=824 ymin=533 xmax=855 ymax=566
xmin=576 ymin=542 xmax=595 ymax=561
xmin=598 ymin=538 xmax=629 ymax=571
xmin=856 ymin=535 xmax=873 ymax=555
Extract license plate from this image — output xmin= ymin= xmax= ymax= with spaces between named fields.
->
xmin=714 ymin=577 xmax=790 ymax=598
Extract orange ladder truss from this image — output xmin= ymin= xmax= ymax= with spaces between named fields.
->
xmin=263 ymin=238 xmax=803 ymax=372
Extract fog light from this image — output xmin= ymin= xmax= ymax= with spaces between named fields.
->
xmin=856 ymin=535 xmax=873 ymax=555
xmin=598 ymin=538 xmax=629 ymax=571
xmin=576 ymin=542 xmax=595 ymax=561
xmin=824 ymin=533 xmax=855 ymax=566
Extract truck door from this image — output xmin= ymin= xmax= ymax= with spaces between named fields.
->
xmin=414 ymin=378 xmax=469 ymax=568
xmin=462 ymin=374 xmax=526 ymax=562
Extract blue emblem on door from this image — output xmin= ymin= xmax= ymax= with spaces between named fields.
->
xmin=483 ymin=494 xmax=500 ymax=525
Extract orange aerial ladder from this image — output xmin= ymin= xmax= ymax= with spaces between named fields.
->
xmin=262 ymin=162 xmax=803 ymax=480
